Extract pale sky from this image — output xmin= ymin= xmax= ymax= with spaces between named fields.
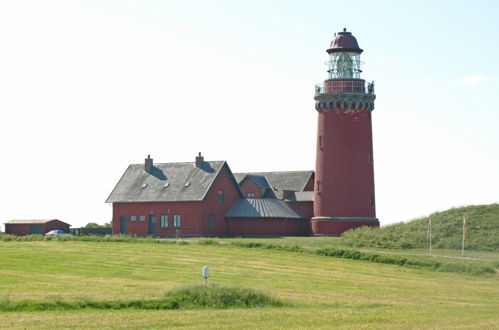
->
xmin=1 ymin=1 xmax=498 ymax=230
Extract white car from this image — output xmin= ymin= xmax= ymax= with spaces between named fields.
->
xmin=45 ymin=230 xmax=70 ymax=237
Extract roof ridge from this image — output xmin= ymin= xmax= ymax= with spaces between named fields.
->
xmin=234 ymin=170 xmax=313 ymax=174
xmin=131 ymin=160 xmax=226 ymax=165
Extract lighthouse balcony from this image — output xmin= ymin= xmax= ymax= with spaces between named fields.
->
xmin=315 ymin=79 xmax=374 ymax=95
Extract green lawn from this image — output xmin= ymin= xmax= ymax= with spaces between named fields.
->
xmin=0 ymin=240 xmax=498 ymax=329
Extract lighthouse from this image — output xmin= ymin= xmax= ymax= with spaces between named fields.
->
xmin=311 ymin=29 xmax=380 ymax=235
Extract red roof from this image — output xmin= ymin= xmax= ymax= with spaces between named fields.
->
xmin=327 ymin=28 xmax=363 ymax=54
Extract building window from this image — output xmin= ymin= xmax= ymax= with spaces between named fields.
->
xmin=173 ymin=214 xmax=181 ymax=228
xmin=218 ymin=190 xmax=224 ymax=203
xmin=130 ymin=215 xmax=137 ymax=222
xmin=370 ymin=195 xmax=375 ymax=207
xmin=247 ymin=192 xmax=255 ymax=198
xmin=139 ymin=215 xmax=146 ymax=222
xmin=209 ymin=215 xmax=215 ymax=228
xmin=160 ymin=215 xmax=168 ymax=228
xmin=317 ymin=181 xmax=321 ymax=192
xmin=368 ymin=152 xmax=373 ymax=164
xmin=319 ymin=135 xmax=324 ymax=148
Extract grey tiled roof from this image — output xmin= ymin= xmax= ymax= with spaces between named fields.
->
xmin=5 ymin=219 xmax=67 ymax=225
xmin=243 ymin=175 xmax=270 ymax=188
xmin=226 ymin=199 xmax=303 ymax=219
xmin=234 ymin=171 xmax=313 ymax=192
xmin=106 ymin=161 xmax=241 ymax=203
xmin=285 ymin=191 xmax=314 ymax=202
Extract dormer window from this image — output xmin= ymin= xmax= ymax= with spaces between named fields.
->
xmin=184 ymin=182 xmax=191 ymax=188
xmin=247 ymin=192 xmax=255 ymax=198
xmin=141 ymin=183 xmax=148 ymax=189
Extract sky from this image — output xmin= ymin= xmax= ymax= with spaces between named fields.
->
xmin=1 ymin=0 xmax=498 ymax=230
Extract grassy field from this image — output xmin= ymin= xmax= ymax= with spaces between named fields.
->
xmin=0 ymin=240 xmax=499 ymax=329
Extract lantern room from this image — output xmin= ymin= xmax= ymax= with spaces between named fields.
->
xmin=326 ymin=28 xmax=363 ymax=79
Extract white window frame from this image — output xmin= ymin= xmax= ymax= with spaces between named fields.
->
xmin=160 ymin=215 xmax=168 ymax=228
xmin=173 ymin=214 xmax=181 ymax=228
xmin=130 ymin=215 xmax=137 ymax=222
xmin=139 ymin=215 xmax=146 ymax=222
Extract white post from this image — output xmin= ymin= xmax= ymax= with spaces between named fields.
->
xmin=428 ymin=216 xmax=432 ymax=257
xmin=461 ymin=215 xmax=466 ymax=256
xmin=202 ymin=266 xmax=209 ymax=286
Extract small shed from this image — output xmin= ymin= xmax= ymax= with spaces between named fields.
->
xmin=4 ymin=219 xmax=71 ymax=236
xmin=225 ymin=199 xmax=308 ymax=236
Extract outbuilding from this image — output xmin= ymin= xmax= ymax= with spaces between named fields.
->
xmin=225 ymin=198 xmax=308 ymax=236
xmin=4 ymin=219 xmax=71 ymax=236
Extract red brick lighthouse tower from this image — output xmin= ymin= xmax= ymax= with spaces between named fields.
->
xmin=311 ymin=29 xmax=380 ymax=235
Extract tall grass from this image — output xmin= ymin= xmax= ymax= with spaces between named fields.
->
xmin=315 ymin=248 xmax=496 ymax=275
xmin=0 ymin=234 xmax=182 ymax=244
xmin=342 ymin=204 xmax=499 ymax=251
xmin=0 ymin=285 xmax=285 ymax=312
xmin=165 ymin=285 xmax=286 ymax=309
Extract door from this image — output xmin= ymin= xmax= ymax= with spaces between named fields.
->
xmin=29 ymin=225 xmax=42 ymax=235
xmin=120 ymin=216 xmax=128 ymax=234
xmin=148 ymin=215 xmax=156 ymax=236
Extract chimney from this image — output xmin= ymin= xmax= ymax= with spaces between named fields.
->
xmin=195 ymin=152 xmax=204 ymax=167
xmin=145 ymin=154 xmax=153 ymax=172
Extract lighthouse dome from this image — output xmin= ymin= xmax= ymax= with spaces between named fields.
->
xmin=327 ymin=28 xmax=363 ymax=54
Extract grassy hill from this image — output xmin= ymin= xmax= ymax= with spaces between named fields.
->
xmin=0 ymin=240 xmax=498 ymax=328
xmin=342 ymin=204 xmax=499 ymax=251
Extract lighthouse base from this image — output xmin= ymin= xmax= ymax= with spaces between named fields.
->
xmin=311 ymin=217 xmax=379 ymax=236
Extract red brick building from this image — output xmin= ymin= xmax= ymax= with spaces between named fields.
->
xmin=4 ymin=219 xmax=71 ymax=236
xmin=107 ymin=29 xmax=379 ymax=236
xmin=106 ymin=154 xmax=313 ymax=236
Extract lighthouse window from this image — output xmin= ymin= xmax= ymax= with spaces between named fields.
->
xmin=317 ymin=181 xmax=321 ymax=192
xmin=368 ymin=152 xmax=373 ymax=164
xmin=370 ymin=196 xmax=375 ymax=207
xmin=337 ymin=53 xmax=353 ymax=79
xmin=319 ymin=135 xmax=324 ymax=148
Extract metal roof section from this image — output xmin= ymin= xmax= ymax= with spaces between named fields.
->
xmin=106 ymin=160 xmax=242 ymax=203
xmin=226 ymin=199 xmax=303 ymax=219
xmin=234 ymin=170 xmax=314 ymax=197
xmin=5 ymin=219 xmax=69 ymax=225
xmin=285 ymin=191 xmax=314 ymax=202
